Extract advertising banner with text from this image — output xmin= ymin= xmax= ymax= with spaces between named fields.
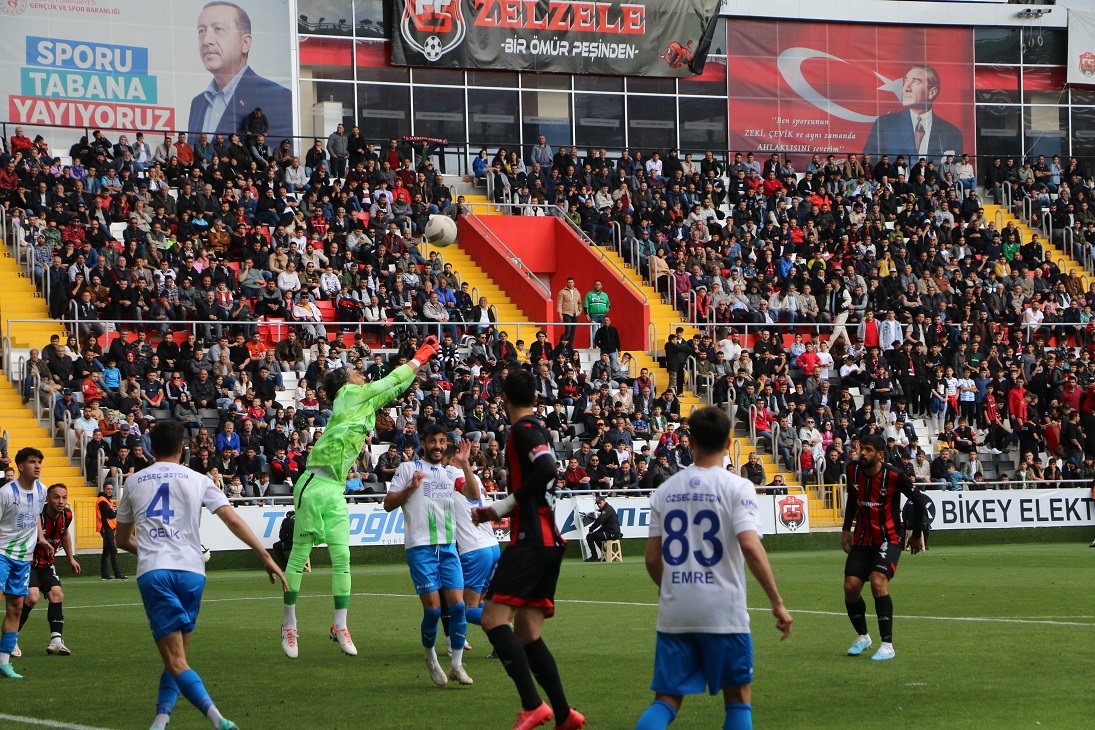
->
xmin=727 ymin=20 xmax=975 ymax=161
xmin=0 ymin=0 xmax=294 ymax=138
xmin=199 ymin=493 xmax=810 ymax=552
xmin=390 ymin=0 xmax=721 ymax=77
xmin=923 ymin=488 xmax=1095 ymax=530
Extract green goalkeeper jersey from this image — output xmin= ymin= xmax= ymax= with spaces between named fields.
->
xmin=307 ymin=364 xmax=416 ymax=482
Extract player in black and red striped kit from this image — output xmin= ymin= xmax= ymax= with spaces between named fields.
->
xmin=473 ymin=370 xmax=585 ymax=730
xmin=19 ymin=484 xmax=81 ymax=656
xmin=842 ymin=434 xmax=929 ymax=662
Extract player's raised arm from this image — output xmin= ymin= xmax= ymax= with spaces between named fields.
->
xmin=213 ymin=505 xmax=287 ymax=589
xmin=739 ymin=530 xmax=793 ymax=639
xmin=451 ymin=438 xmax=480 ymax=500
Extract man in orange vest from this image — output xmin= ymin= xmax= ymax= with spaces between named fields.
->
xmin=96 ymin=485 xmax=125 ymax=582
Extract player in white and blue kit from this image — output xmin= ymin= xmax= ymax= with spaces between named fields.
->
xmin=384 ymin=425 xmax=479 ymax=687
xmin=453 ymin=455 xmax=501 ymax=628
xmin=0 ymin=448 xmax=50 ymax=679
xmin=116 ymin=420 xmax=286 ymax=730
xmin=636 ymin=407 xmax=793 ymax=730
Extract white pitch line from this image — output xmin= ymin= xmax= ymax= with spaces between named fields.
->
xmin=0 ymin=714 xmax=116 ymax=730
xmin=63 ymin=592 xmax=1095 ymax=627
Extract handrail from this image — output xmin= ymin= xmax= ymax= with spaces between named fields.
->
xmin=792 ymin=438 xmax=803 ymax=481
xmin=1039 ymin=209 xmax=1052 ymax=240
xmin=647 ymin=321 xmax=659 ymax=359
xmin=549 ymin=208 xmax=649 ymax=306
xmin=1002 ymin=178 xmax=1013 ymax=212
xmin=731 ymin=437 xmax=741 ymax=469
xmin=463 ymin=212 xmax=551 ymax=298
xmin=748 ymin=404 xmax=758 ymax=444
xmin=684 ymin=354 xmax=697 ymax=396
xmin=1021 ymin=195 xmax=1033 ymax=226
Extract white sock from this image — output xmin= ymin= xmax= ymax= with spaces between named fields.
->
xmin=283 ymin=604 xmax=297 ymax=629
xmin=152 ymin=712 xmax=171 ymax=729
xmin=333 ymin=608 xmax=347 ymax=631
xmin=451 ymin=646 xmax=464 ymax=668
xmin=0 ymin=651 xmax=9 ymax=664
xmin=205 ymin=705 xmax=224 ymax=727
xmin=425 ymin=646 xmax=438 ymax=663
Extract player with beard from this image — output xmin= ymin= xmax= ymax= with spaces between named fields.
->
xmin=842 ymin=433 xmax=930 ymax=661
xmin=18 ymin=484 xmax=81 ymax=657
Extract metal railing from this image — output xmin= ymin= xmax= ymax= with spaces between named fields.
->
xmin=464 ymin=212 xmax=550 ymax=298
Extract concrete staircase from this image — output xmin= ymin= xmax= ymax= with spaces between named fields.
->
xmin=0 ymin=238 xmax=100 ymax=549
xmin=984 ymin=204 xmax=1089 ymax=279
xmin=433 ymin=246 xmax=541 ymax=345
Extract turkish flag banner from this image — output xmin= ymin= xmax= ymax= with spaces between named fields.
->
xmin=727 ymin=20 xmax=975 ymax=162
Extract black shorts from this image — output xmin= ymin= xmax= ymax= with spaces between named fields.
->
xmin=844 ymin=543 xmax=902 ymax=581
xmin=484 ymin=544 xmax=565 ymax=618
xmin=29 ymin=565 xmax=61 ymax=593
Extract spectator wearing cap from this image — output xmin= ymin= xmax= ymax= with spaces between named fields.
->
xmin=53 ymin=387 xmax=80 ymax=429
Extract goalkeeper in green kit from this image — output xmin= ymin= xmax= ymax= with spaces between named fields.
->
xmin=280 ymin=336 xmax=439 ymax=659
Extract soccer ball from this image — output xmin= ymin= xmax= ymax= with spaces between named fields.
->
xmin=423 ymin=215 xmax=458 ymax=248
xmin=201 ymin=544 xmax=211 ymax=564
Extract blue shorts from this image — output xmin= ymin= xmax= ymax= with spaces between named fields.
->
xmin=459 ymin=544 xmax=501 ymax=595
xmin=652 ymin=632 xmax=754 ymax=696
xmin=0 ymin=555 xmax=30 ymax=597
xmin=137 ymin=570 xmax=206 ymax=642
xmin=406 ymin=543 xmax=463 ymax=595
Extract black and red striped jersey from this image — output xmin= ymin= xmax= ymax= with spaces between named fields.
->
xmin=844 ymin=463 xmax=922 ymax=547
xmin=504 ymin=416 xmax=565 ymax=548
xmin=33 ymin=507 xmax=73 ymax=569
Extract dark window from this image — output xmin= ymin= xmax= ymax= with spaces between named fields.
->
xmin=574 ymin=94 xmax=624 ymax=148
xmin=974 ymin=28 xmax=1020 ymax=65
xmin=468 ymin=90 xmax=519 ymax=145
xmin=358 ymin=84 xmax=410 ymax=142
xmin=679 ymin=97 xmax=728 ymax=152
xmin=298 ymin=0 xmax=353 ymax=36
xmin=413 ymin=86 xmax=466 ymax=141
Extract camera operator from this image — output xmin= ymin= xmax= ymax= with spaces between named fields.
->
xmin=584 ymin=495 xmax=622 ymax=562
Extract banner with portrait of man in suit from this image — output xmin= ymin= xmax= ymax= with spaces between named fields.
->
xmin=726 ymin=20 xmax=975 ymax=164
xmin=1 ymin=0 xmax=294 ymax=142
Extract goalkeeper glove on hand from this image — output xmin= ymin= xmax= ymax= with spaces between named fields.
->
xmin=414 ymin=335 xmax=440 ymax=364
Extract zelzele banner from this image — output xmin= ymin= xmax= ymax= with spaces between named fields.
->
xmin=390 ymin=0 xmax=721 ymax=77
xmin=727 ymin=20 xmax=975 ymax=161
xmin=198 ymin=493 xmax=810 ymax=551
xmin=0 ymin=0 xmax=294 ymax=138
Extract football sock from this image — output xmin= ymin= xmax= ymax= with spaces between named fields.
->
xmin=724 ymin=702 xmax=752 ymax=730
xmin=156 ymin=671 xmax=179 ymax=716
xmin=421 ymin=607 xmax=442 ymax=651
xmin=330 ymin=542 xmax=351 ymax=612
xmin=282 ymin=593 xmax=298 ymax=629
xmin=333 ymin=608 xmax=348 ymax=631
xmin=466 ymin=605 xmax=483 ymax=625
xmin=18 ymin=602 xmax=32 ymax=631
xmin=449 ymin=602 xmax=467 ymax=667
xmin=0 ymin=630 xmax=16 ymax=664
xmin=485 ymin=624 xmax=542 ymax=711
xmin=523 ymin=637 xmax=570 ymax=722
xmin=635 ymin=699 xmax=677 ymax=729
xmin=846 ymin=597 xmax=869 ymax=636
xmin=176 ymin=669 xmax=219 ymax=722
xmin=47 ymin=602 xmax=64 ymax=636
xmin=439 ymin=591 xmax=451 ymax=638
xmin=875 ymin=594 xmax=894 ymax=643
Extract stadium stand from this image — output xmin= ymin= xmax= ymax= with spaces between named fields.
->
xmin=3 ymin=121 xmax=1095 ymax=543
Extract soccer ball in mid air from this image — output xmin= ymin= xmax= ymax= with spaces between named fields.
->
xmin=424 ymin=215 xmax=458 ymax=247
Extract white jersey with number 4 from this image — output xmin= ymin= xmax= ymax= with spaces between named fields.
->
xmin=118 ymin=463 xmax=229 ymax=578
xmin=454 ymin=476 xmax=497 ymax=555
xmin=388 ymin=460 xmax=459 ymax=548
xmin=649 ymin=465 xmax=761 ymax=635
xmin=0 ymin=480 xmax=47 ymax=563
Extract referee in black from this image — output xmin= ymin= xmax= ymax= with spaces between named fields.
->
xmin=472 ymin=370 xmax=585 ymax=730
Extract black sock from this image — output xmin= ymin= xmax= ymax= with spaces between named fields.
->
xmin=47 ymin=602 xmax=64 ymax=636
xmin=18 ymin=602 xmax=32 ymax=631
xmin=439 ymin=591 xmax=451 ymax=638
xmin=523 ymin=637 xmax=571 ymax=723
xmin=875 ymin=594 xmax=894 ymax=643
xmin=486 ymin=625 xmax=542 ymax=711
xmin=846 ymin=598 xmax=869 ymax=635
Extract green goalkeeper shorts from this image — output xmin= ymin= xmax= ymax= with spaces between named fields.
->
xmin=292 ymin=471 xmax=350 ymax=547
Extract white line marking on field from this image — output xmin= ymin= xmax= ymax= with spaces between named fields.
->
xmin=64 ymin=592 xmax=1095 ymax=627
xmin=0 ymin=714 xmax=116 ymax=730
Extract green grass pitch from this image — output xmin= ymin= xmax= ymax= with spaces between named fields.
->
xmin=3 ymin=542 xmax=1092 ymax=729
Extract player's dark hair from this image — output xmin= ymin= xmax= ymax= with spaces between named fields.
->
xmin=323 ymin=367 xmax=350 ymax=401
xmin=687 ymin=407 xmax=731 ymax=455
xmin=150 ymin=420 xmax=186 ymax=458
xmin=503 ymin=369 xmax=537 ymax=408
xmin=422 ymin=424 xmax=449 ymax=442
xmin=860 ymin=433 xmax=886 ymax=453
xmin=47 ymin=483 xmax=67 ymax=495
xmin=14 ymin=447 xmax=44 ymax=466
xmin=444 ymin=444 xmax=457 ymax=459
